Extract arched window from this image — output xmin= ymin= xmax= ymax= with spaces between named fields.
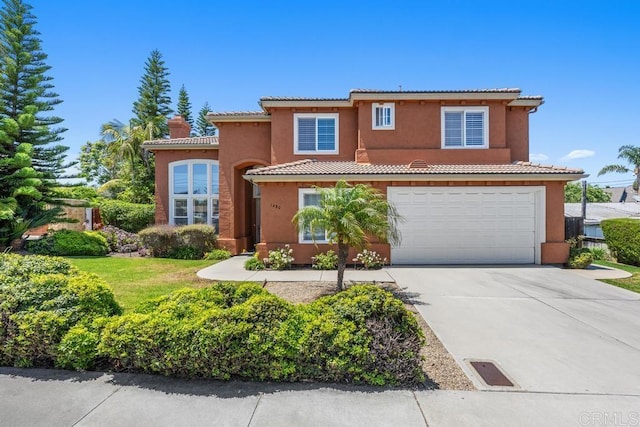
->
xmin=169 ymin=160 xmax=219 ymax=230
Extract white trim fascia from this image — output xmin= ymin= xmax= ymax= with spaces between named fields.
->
xmin=206 ymin=114 xmax=271 ymax=123
xmin=244 ymin=172 xmax=588 ymax=183
xmin=508 ymin=99 xmax=544 ymax=107
xmin=372 ymin=102 xmax=395 ymax=130
xmin=261 ymin=100 xmax=352 ymax=109
xmin=441 ymin=106 xmax=490 ymax=149
xmin=293 ymin=113 xmax=339 ymax=155
xmin=145 ymin=144 xmax=219 ymax=150
xmin=351 ymin=92 xmax=520 ymax=102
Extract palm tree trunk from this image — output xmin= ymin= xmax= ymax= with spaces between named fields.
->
xmin=336 ymin=242 xmax=349 ymax=292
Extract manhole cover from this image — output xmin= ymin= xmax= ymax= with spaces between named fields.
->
xmin=469 ymin=361 xmax=514 ymax=387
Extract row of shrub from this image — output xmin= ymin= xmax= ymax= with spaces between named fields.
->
xmin=98 ymin=199 xmax=155 ymax=233
xmin=601 ymin=218 xmax=640 ymax=266
xmin=0 ymin=254 xmax=425 ymax=386
xmin=246 ymin=247 xmax=387 ymax=271
xmin=26 ymin=224 xmax=220 ymax=260
xmin=0 ymin=254 xmax=122 ymax=368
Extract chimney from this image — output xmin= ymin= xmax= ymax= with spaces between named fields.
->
xmin=168 ymin=115 xmax=191 ymax=139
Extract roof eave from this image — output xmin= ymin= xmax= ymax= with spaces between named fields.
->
xmin=350 ymin=92 xmax=521 ymax=102
xmin=260 ymin=100 xmax=352 ymax=110
xmin=508 ymin=99 xmax=545 ymax=107
xmin=244 ymin=172 xmax=588 ymax=183
xmin=143 ymin=143 xmax=219 ymax=151
xmin=206 ymin=113 xmax=271 ymax=123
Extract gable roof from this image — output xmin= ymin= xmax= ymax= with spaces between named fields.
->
xmin=143 ymin=136 xmax=218 ymax=150
xmin=244 ymin=159 xmax=585 ymax=182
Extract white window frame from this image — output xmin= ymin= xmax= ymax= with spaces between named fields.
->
xmin=169 ymin=159 xmax=220 ymax=227
xmin=298 ymin=188 xmax=330 ymax=243
xmin=293 ymin=113 xmax=339 ymax=155
xmin=441 ymin=106 xmax=489 ymax=149
xmin=372 ymin=102 xmax=395 ymax=130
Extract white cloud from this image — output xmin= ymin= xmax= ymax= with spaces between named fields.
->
xmin=529 ymin=153 xmax=549 ymax=162
xmin=561 ymin=149 xmax=595 ymax=161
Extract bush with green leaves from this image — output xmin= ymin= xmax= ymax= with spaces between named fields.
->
xmin=0 ymin=254 xmax=121 ymax=368
xmin=27 ymin=229 xmax=109 ymax=256
xmin=138 ymin=224 xmax=216 ymax=259
xmin=354 ymin=249 xmax=387 ymax=270
xmin=204 ymin=249 xmax=232 ymax=261
xmin=267 ymin=245 xmax=294 ymax=270
xmin=568 ymin=252 xmax=594 ymax=269
xmin=98 ymin=199 xmax=155 ymax=233
xmin=588 ymin=247 xmax=609 ymax=261
xmin=94 ymin=283 xmax=423 ymax=385
xmin=601 ymin=219 xmax=640 ymax=265
xmin=244 ymin=254 xmax=265 ymax=270
xmin=312 ymin=250 xmax=338 ymax=270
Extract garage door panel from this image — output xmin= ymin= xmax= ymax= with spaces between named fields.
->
xmin=389 ymin=187 xmax=541 ymax=265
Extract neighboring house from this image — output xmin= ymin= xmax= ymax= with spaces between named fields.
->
xmin=565 ymin=202 xmax=640 ymax=239
xmin=143 ymin=88 xmax=585 ymax=265
xmin=602 ymin=185 xmax=638 ymax=203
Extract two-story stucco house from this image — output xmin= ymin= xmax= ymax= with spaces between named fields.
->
xmin=143 ymin=88 xmax=585 ymax=265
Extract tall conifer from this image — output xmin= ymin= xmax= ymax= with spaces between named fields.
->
xmin=176 ymin=84 xmax=193 ymax=129
xmin=131 ymin=49 xmax=172 ymax=137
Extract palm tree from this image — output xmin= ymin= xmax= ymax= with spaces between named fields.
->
xmin=292 ymin=180 xmax=401 ymax=291
xmin=598 ymin=145 xmax=640 ymax=190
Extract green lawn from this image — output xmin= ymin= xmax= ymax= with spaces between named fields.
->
xmin=594 ymin=260 xmax=640 ymax=294
xmin=66 ymin=256 xmax=215 ymax=312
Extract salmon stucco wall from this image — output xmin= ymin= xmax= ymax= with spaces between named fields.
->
xmin=255 ymin=179 xmax=570 ymax=265
xmin=268 ymin=108 xmax=358 ymax=165
xmin=215 ymin=121 xmax=271 ymax=253
xmin=355 ymin=101 xmax=529 ymax=165
xmin=153 ymin=149 xmax=219 ymax=224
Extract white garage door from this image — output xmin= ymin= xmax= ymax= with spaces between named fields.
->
xmin=388 ymin=187 xmax=544 ymax=264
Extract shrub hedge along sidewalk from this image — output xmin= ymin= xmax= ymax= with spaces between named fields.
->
xmin=1 ymin=254 xmax=425 ymax=386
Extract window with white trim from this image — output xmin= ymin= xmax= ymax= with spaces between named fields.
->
xmin=441 ymin=106 xmax=489 ymax=148
xmin=169 ymin=160 xmax=220 ymax=230
xmin=298 ymin=188 xmax=329 ymax=243
xmin=294 ymin=113 xmax=338 ymax=154
xmin=372 ymin=103 xmax=395 ymax=129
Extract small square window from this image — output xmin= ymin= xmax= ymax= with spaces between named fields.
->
xmin=372 ymin=103 xmax=395 ymax=130
xmin=298 ymin=189 xmax=329 ymax=243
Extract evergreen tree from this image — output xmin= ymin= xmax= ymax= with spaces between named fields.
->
xmin=131 ymin=49 xmax=172 ymax=137
xmin=176 ymin=84 xmax=193 ymax=128
xmin=0 ymin=0 xmax=68 ymax=246
xmin=195 ymin=102 xmax=216 ymax=136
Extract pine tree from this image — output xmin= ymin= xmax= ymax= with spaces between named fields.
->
xmin=176 ymin=84 xmax=193 ymax=128
xmin=131 ymin=49 xmax=172 ymax=137
xmin=195 ymin=102 xmax=216 ymax=136
xmin=0 ymin=0 xmax=70 ymax=182
xmin=0 ymin=0 xmax=68 ymax=246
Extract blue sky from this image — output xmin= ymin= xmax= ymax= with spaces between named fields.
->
xmin=30 ymin=0 xmax=640 ymax=186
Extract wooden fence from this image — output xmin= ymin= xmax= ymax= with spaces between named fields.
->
xmin=564 ymin=217 xmax=584 ymax=241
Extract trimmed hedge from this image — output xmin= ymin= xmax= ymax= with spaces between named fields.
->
xmin=138 ymin=224 xmax=216 ymax=259
xmin=94 ymin=283 xmax=424 ymax=385
xmin=27 ymin=229 xmax=109 ymax=256
xmin=99 ymin=199 xmax=155 ymax=233
xmin=0 ymin=254 xmax=121 ymax=368
xmin=601 ymin=218 xmax=640 ymax=266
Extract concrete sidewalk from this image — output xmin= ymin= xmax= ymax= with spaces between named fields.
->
xmin=197 ymin=254 xmax=395 ymax=282
xmin=3 ymin=367 xmax=639 ymax=427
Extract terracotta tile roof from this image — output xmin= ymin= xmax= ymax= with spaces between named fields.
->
xmin=349 ymin=88 xmax=522 ymax=94
xmin=245 ymin=159 xmax=584 ymax=177
xmin=143 ymin=136 xmax=218 ymax=148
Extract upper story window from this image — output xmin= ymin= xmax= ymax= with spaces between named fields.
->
xmin=441 ymin=106 xmax=489 ymax=148
xmin=169 ymin=160 xmax=219 ymax=230
xmin=294 ymin=113 xmax=339 ymax=154
xmin=372 ymin=103 xmax=395 ymax=130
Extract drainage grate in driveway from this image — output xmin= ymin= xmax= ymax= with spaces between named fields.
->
xmin=469 ymin=361 xmax=514 ymax=387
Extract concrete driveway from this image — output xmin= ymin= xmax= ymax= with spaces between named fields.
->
xmin=387 ymin=266 xmax=640 ymax=395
